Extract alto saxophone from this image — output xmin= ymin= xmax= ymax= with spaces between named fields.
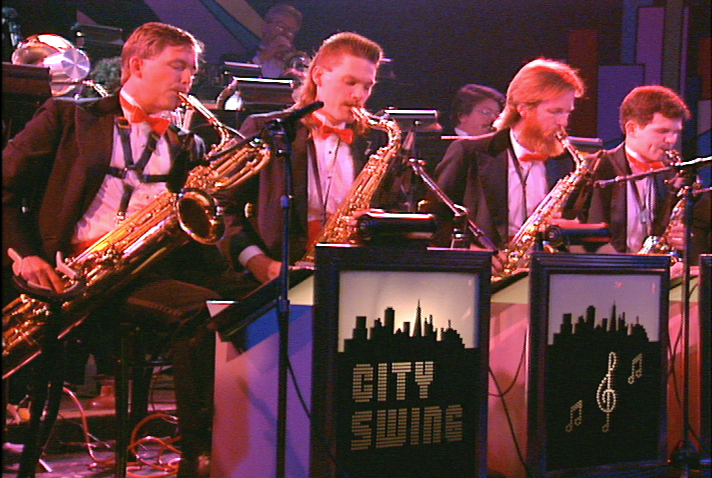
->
xmin=495 ymin=131 xmax=595 ymax=281
xmin=637 ymin=150 xmax=690 ymax=262
xmin=2 ymin=94 xmax=272 ymax=379
xmin=295 ymin=107 xmax=402 ymax=268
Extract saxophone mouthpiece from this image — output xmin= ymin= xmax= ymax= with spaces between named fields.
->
xmin=554 ymin=128 xmax=569 ymax=142
xmin=663 ymin=149 xmax=682 ymax=164
xmin=178 ymin=91 xmax=191 ymax=104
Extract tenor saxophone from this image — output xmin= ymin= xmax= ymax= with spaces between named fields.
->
xmin=494 ymin=131 xmax=595 ymax=281
xmin=2 ymin=94 xmax=271 ymax=379
xmin=295 ymin=107 xmax=402 ymax=268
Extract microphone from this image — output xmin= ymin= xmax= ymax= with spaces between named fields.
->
xmin=401 ymin=127 xmax=416 ymax=158
xmin=266 ymin=100 xmax=324 ymax=144
xmin=3 ymin=7 xmax=22 ymax=48
xmin=275 ymin=100 xmax=324 ymax=127
xmin=394 ymin=127 xmax=417 ymax=176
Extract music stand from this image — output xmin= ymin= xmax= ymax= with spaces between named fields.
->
xmin=594 ymin=156 xmax=712 ymax=472
xmin=378 ymin=109 xmax=442 ymax=212
xmin=379 ymin=108 xmax=442 ymax=133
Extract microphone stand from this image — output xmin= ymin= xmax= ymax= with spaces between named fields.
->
xmin=399 ymin=124 xmax=419 ymax=213
xmin=595 ymin=157 xmax=712 ymax=472
xmin=264 ymin=101 xmax=323 ymax=478
xmin=593 ymin=156 xmax=711 ymax=189
xmin=407 ymin=157 xmax=497 ymax=252
xmin=266 ymin=117 xmax=293 ymax=478
xmin=672 ymin=164 xmax=708 ymax=474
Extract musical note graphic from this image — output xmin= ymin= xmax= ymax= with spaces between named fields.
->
xmin=628 ymin=353 xmax=643 ymax=384
xmin=565 ymin=399 xmax=583 ymax=433
xmin=596 ymin=351 xmax=618 ymax=432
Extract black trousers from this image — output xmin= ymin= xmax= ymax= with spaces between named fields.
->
xmin=119 ymin=277 xmax=221 ymax=459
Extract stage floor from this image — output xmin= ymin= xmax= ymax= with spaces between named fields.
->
xmin=3 ymin=448 xmax=710 ymax=478
xmin=4 ymin=370 xmax=181 ymax=477
xmin=3 ymin=369 xmax=710 ymax=478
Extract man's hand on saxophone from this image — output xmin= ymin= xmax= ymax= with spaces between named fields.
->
xmin=8 ymin=249 xmax=65 ymax=294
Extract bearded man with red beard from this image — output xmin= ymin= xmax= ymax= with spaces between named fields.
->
xmin=432 ymin=58 xmax=586 ymax=255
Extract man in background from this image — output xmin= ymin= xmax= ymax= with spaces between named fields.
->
xmin=450 ymin=83 xmax=505 ymax=138
xmin=250 ymin=4 xmax=305 ymax=79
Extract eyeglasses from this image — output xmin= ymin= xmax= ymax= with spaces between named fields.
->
xmin=472 ymin=109 xmax=499 ymax=117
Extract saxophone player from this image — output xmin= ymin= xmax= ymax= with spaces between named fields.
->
xmin=3 ymin=22 xmax=239 ymax=476
xmin=220 ymin=31 xmax=405 ymax=288
xmin=431 ymin=58 xmax=586 ymax=260
xmin=583 ymin=85 xmax=711 ymax=263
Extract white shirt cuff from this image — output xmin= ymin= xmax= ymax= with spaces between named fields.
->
xmin=238 ymin=245 xmax=264 ymax=267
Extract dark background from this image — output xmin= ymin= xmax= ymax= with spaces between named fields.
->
xmin=3 ymin=0 xmax=711 ymax=148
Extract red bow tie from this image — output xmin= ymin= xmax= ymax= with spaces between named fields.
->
xmin=519 ymin=152 xmax=547 ymax=162
xmin=628 ymin=154 xmax=665 ymax=172
xmin=120 ymin=96 xmax=171 ymax=136
xmin=312 ymin=115 xmax=354 ymax=144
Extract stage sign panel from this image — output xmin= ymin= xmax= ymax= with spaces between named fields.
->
xmin=528 ymin=253 xmax=670 ymax=476
xmin=699 ymin=254 xmax=711 ymax=454
xmin=312 ymin=245 xmax=491 ymax=478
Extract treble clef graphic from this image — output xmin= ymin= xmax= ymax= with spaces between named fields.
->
xmin=596 ymin=351 xmax=618 ymax=432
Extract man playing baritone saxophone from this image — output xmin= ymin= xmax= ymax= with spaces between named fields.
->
xmin=220 ymin=31 xmax=405 ymax=288
xmin=582 ymin=85 xmax=711 ymax=263
xmin=2 ymin=22 xmax=240 ymax=477
xmin=431 ymin=58 xmax=586 ymax=259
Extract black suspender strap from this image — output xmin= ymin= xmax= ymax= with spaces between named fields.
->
xmin=109 ymin=118 xmax=170 ymax=222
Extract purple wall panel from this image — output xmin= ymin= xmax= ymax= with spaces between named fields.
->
xmin=144 ymin=0 xmax=248 ymax=63
xmin=636 ymin=6 xmax=664 ymax=85
xmin=597 ymin=64 xmax=644 ymax=146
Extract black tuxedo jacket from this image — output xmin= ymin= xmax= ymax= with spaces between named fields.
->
xmin=222 ymin=109 xmax=403 ymax=265
xmin=433 ymin=128 xmax=575 ymax=249
xmin=1 ymin=92 xmax=229 ymax=280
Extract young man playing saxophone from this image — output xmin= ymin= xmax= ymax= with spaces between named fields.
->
xmin=221 ymin=31 xmax=404 ymax=288
xmin=581 ymin=85 xmax=710 ymax=272
xmin=3 ymin=22 xmax=238 ymax=477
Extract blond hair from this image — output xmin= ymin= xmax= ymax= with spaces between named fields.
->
xmin=294 ymin=32 xmax=383 ymax=135
xmin=121 ymin=22 xmax=204 ymax=84
xmin=493 ymin=58 xmax=585 ymax=130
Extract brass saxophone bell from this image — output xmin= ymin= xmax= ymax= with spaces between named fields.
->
xmin=176 ymin=188 xmax=225 ymax=245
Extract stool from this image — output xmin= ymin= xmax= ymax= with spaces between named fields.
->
xmin=114 ymin=323 xmax=172 ymax=478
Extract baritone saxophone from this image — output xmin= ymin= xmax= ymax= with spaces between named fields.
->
xmin=2 ymin=93 xmax=272 ymax=379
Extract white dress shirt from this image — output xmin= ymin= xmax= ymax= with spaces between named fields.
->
xmin=624 ymin=146 xmax=656 ymax=252
xmin=507 ymin=130 xmax=548 ymax=238
xmin=73 ymin=91 xmax=172 ymax=245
